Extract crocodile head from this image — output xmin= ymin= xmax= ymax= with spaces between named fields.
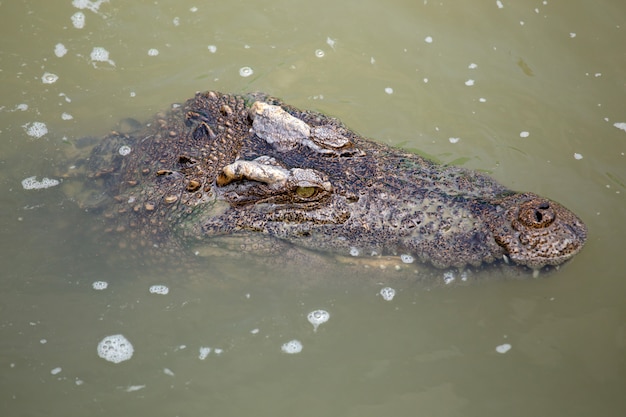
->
xmin=75 ymin=92 xmax=586 ymax=273
xmin=201 ymin=98 xmax=587 ymax=271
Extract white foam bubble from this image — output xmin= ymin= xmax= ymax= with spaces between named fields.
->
xmin=71 ymin=12 xmax=85 ymax=29
xmin=147 ymin=48 xmax=159 ymax=56
xmin=349 ymin=246 xmax=360 ymax=256
xmin=380 ymin=287 xmax=395 ymax=301
xmin=207 ymin=45 xmax=217 ymax=53
xmin=90 ymin=47 xmax=115 ymax=66
xmin=326 ymin=37 xmax=336 ymax=49
xmin=90 ymin=46 xmax=109 ymax=61
xmin=496 ymin=343 xmax=511 ymax=354
xmin=307 ymin=310 xmax=330 ymax=332
xmin=149 ymin=284 xmax=169 ymax=295
xmin=519 ymin=131 xmax=530 ymax=138
xmin=118 ymin=145 xmax=131 ymax=156
xmin=125 ymin=385 xmax=145 ymax=392
xmin=16 ymin=103 xmax=28 ymax=111
xmin=163 ymin=368 xmax=174 ymax=376
xmin=92 ymin=281 xmax=108 ymax=290
xmin=72 ymin=0 xmax=107 ymax=13
xmin=315 ymin=49 xmax=325 ymax=58
xmin=613 ymin=122 xmax=626 ymax=132
xmin=239 ymin=66 xmax=253 ymax=77
xmin=23 ymin=122 xmax=48 ymax=138
xmin=51 ymin=367 xmax=62 ymax=375
xmin=72 ymin=0 xmax=88 ymax=9
xmin=443 ymin=271 xmax=456 ymax=284
xmin=97 ymin=334 xmax=134 ymax=364
xmin=281 ymin=340 xmax=303 ymax=354
xmin=468 ymin=63 xmax=478 ymax=69
xmin=198 ymin=346 xmax=211 ymax=360
xmin=449 ymin=137 xmax=460 ymax=144
xmin=574 ymin=153 xmax=583 ymax=160
xmin=61 ymin=113 xmax=73 ymax=120
xmin=443 ymin=271 xmax=455 ymax=285
xmin=424 ymin=36 xmax=433 ymax=43
xmin=496 ymin=0 xmax=504 ymax=9
xmin=54 ymin=43 xmax=68 ymax=57
xmin=384 ymin=87 xmax=394 ymax=94
xmin=21 ymin=176 xmax=60 ymax=190
xmin=465 ymin=79 xmax=475 ymax=86
xmin=400 ymin=254 xmax=414 ymax=264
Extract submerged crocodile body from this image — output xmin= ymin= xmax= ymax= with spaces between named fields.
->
xmin=66 ymin=91 xmax=587 ymax=272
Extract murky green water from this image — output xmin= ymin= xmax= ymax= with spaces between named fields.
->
xmin=1 ymin=1 xmax=625 ymax=416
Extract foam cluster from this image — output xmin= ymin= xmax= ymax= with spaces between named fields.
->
xmin=72 ymin=0 xmax=107 ymax=13
xmin=90 ymin=47 xmax=115 ymax=66
xmin=71 ymin=12 xmax=85 ymax=29
xmin=54 ymin=43 xmax=67 ymax=57
xmin=23 ymin=122 xmax=48 ymax=138
xmin=198 ymin=346 xmax=223 ymax=359
xmin=281 ymin=340 xmax=303 ymax=354
xmin=97 ymin=334 xmax=134 ymax=364
xmin=21 ymin=176 xmax=60 ymax=190
xmin=400 ymin=254 xmax=414 ymax=264
xmin=149 ymin=285 xmax=169 ymax=295
xmin=92 ymin=281 xmax=108 ymax=290
xmin=443 ymin=271 xmax=455 ymax=285
xmin=198 ymin=347 xmax=211 ymax=360
xmin=380 ymin=287 xmax=396 ymax=301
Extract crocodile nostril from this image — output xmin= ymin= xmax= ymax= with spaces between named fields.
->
xmin=517 ymin=199 xmax=556 ymax=228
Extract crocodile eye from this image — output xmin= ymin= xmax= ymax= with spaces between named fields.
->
xmin=296 ymin=186 xmax=318 ymax=198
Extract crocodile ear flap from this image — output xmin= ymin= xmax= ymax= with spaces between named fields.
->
xmin=216 ymin=159 xmax=289 ymax=187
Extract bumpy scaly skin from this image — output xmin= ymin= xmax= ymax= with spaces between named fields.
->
xmin=70 ymin=91 xmax=587 ymax=270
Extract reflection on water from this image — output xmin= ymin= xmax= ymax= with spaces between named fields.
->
xmin=1 ymin=1 xmax=625 ymax=416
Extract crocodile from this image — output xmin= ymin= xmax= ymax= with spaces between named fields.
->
xmin=63 ymin=91 xmax=587 ymax=274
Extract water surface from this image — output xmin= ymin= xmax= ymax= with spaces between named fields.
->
xmin=1 ymin=1 xmax=625 ymax=416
